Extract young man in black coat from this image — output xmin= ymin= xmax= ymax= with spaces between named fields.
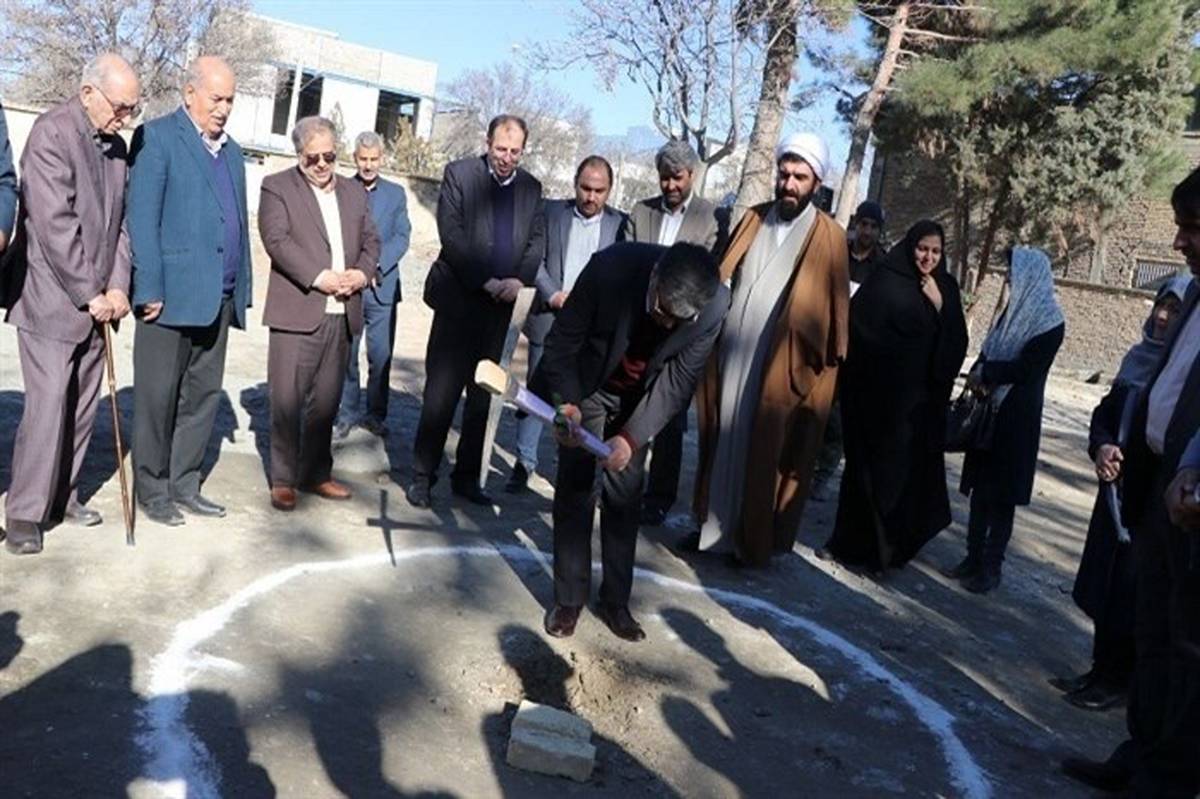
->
xmin=531 ymin=242 xmax=728 ymax=642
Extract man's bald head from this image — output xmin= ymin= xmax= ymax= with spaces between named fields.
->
xmin=79 ymin=53 xmax=141 ymax=134
xmin=184 ymin=55 xmax=237 ymax=139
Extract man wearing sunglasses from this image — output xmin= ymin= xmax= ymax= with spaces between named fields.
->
xmin=258 ymin=116 xmax=379 ymax=511
xmin=2 ymin=53 xmax=140 ymax=554
xmin=127 ymin=56 xmax=252 ymax=527
xmin=530 ymin=241 xmax=728 ymax=641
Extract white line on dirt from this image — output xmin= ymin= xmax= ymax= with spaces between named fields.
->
xmin=136 ymin=544 xmax=990 ymax=799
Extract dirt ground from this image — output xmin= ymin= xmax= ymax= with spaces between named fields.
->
xmin=0 ymin=225 xmax=1128 ymax=797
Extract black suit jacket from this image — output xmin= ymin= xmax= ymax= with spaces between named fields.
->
xmin=530 ymin=241 xmax=730 ymax=447
xmin=1123 ymin=281 xmax=1200 ymax=526
xmin=423 ymin=154 xmax=545 ymax=317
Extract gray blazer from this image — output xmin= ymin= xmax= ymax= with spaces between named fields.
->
xmin=4 ymin=97 xmax=131 ymax=343
xmin=629 ymin=193 xmax=724 ymax=252
xmin=525 ymin=199 xmax=628 ymax=344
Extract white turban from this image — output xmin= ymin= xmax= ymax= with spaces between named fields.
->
xmin=775 ymin=132 xmax=829 ymax=182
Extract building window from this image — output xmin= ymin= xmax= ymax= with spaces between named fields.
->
xmin=271 ymin=69 xmax=324 ymax=136
xmin=375 ymin=90 xmax=418 ymax=142
xmin=1132 ymin=258 xmax=1187 ymax=290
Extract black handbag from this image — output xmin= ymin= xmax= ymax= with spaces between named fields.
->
xmin=945 ymin=387 xmax=996 ymax=453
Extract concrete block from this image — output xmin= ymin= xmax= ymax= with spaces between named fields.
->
xmin=506 ymin=701 xmax=595 ymax=782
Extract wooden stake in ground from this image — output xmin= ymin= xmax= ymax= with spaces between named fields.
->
xmin=478 ymin=287 xmax=536 ymax=490
xmin=102 ymin=323 xmax=134 ymax=546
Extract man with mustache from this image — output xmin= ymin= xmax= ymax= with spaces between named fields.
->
xmin=689 ymin=132 xmax=850 ymax=567
xmin=127 ymin=55 xmax=252 ymax=526
xmin=628 ymin=140 xmax=724 ymax=527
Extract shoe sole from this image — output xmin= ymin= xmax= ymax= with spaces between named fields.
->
xmin=176 ymin=505 xmax=226 ymax=518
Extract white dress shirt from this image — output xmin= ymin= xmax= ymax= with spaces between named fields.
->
xmin=311 ymin=184 xmax=347 ymax=315
xmin=562 ymin=208 xmax=604 ymax=293
xmin=185 ymin=106 xmax=228 ymax=158
xmin=1147 ymin=301 xmax=1200 ymax=453
xmin=657 ymin=195 xmax=691 ymax=246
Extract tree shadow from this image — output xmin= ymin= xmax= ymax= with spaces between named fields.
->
xmin=0 ymin=639 xmax=274 ymax=797
xmin=482 ymin=624 xmax=679 ymax=795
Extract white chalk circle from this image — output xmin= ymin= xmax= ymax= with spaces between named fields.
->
xmin=135 ymin=544 xmax=990 ymax=799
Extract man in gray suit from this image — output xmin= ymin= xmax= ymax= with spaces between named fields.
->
xmin=506 ymin=155 xmax=628 ymax=493
xmin=3 ymin=54 xmax=140 ymax=555
xmin=629 ymin=140 xmax=724 ymax=526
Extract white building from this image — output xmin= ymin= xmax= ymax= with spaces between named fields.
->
xmin=226 ymin=16 xmax=438 ymax=154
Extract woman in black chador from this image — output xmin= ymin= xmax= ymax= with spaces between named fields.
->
xmin=821 ymin=220 xmax=968 ymax=572
xmin=1050 ymin=277 xmax=1189 ymax=711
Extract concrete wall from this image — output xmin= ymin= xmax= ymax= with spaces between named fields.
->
xmin=319 ymin=77 xmax=378 ymax=147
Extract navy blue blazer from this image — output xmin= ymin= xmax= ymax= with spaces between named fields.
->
xmin=355 ymin=174 xmax=411 ymax=305
xmin=0 ymin=102 xmax=16 ymax=239
xmin=126 ymin=107 xmax=252 ymax=329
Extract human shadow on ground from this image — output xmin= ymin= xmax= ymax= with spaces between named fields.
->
xmin=0 ymin=610 xmax=23 ymax=670
xmin=0 ymin=638 xmax=274 ymax=797
xmin=482 ymin=624 xmax=679 ymax=795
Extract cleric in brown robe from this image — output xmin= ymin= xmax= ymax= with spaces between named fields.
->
xmin=690 ymin=133 xmax=850 ymax=567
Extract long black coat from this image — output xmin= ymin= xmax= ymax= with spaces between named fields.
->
xmin=1072 ymin=383 xmax=1136 ymax=630
xmin=827 ymin=251 xmax=968 ymax=570
xmin=960 ymin=324 xmax=1064 ymax=506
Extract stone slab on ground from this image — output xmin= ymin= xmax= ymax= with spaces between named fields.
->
xmin=330 ymin=426 xmax=391 ymax=475
xmin=506 ymin=700 xmax=596 ymax=782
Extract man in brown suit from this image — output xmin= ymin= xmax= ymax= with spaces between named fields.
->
xmin=2 ymin=53 xmax=141 ymax=555
xmin=258 ymin=116 xmax=379 ymax=511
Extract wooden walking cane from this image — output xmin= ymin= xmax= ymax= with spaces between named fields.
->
xmin=102 ymin=323 xmax=134 ymax=546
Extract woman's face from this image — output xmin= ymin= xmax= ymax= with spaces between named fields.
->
xmin=1151 ymin=294 xmax=1183 ymax=340
xmin=913 ymin=234 xmax=942 ymax=276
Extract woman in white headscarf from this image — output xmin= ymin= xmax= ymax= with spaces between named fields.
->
xmin=945 ymin=247 xmax=1065 ymax=594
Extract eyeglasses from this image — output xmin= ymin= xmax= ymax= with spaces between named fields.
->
xmin=89 ymin=84 xmax=140 ymax=120
xmin=303 ymin=152 xmax=337 ymax=167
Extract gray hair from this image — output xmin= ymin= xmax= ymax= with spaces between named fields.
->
xmin=183 ymin=55 xmax=234 ymax=92
xmin=79 ymin=52 xmax=129 ymax=91
xmin=354 ymin=131 xmax=384 ymax=153
xmin=653 ymin=243 xmax=719 ymax=320
xmin=292 ymin=116 xmax=338 ymax=152
xmin=655 ymin=140 xmax=698 ymax=176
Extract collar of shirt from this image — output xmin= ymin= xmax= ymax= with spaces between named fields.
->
xmin=573 ymin=206 xmax=603 ymax=226
xmin=183 ymin=106 xmax=228 ymax=157
xmin=355 ymin=174 xmax=379 ymax=192
xmin=488 ymin=161 xmax=516 ymax=187
xmin=662 ymin=194 xmax=691 ymax=217
xmin=309 ymin=175 xmax=338 ymax=195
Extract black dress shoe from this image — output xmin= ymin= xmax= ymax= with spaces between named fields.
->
xmin=141 ymin=500 xmax=185 ymax=527
xmin=640 ymin=505 xmax=668 ymax=526
xmin=175 ymin=494 xmax=226 ymax=518
xmin=595 ymin=603 xmax=646 ymax=642
xmin=505 ymin=462 xmax=530 ymax=494
xmin=544 ymin=604 xmax=581 ymax=638
xmin=1065 ymin=681 xmax=1126 ymax=711
xmin=451 ymin=481 xmax=493 ymax=506
xmin=1049 ymin=669 xmax=1094 ymax=693
xmin=4 ymin=520 xmax=42 ymax=555
xmin=1061 ymin=755 xmax=1132 ymax=792
xmin=674 ymin=530 xmax=701 ymax=553
xmin=406 ymin=479 xmax=432 ymax=509
xmin=941 ymin=556 xmax=981 ymax=580
xmin=963 ymin=570 xmax=1001 ymax=594
xmin=64 ymin=502 xmax=102 ymax=527
xmin=360 ymin=417 xmax=388 ymax=437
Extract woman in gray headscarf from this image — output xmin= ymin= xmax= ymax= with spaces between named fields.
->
xmin=1051 ymin=276 xmax=1190 ymax=710
xmin=946 ymin=247 xmax=1065 ymax=593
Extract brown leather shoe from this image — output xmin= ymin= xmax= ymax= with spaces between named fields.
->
xmin=595 ymin=603 xmax=646 ymax=642
xmin=270 ymin=486 xmax=297 ymax=511
xmin=302 ymin=480 xmax=352 ymax=500
xmin=543 ymin=604 xmax=582 ymax=638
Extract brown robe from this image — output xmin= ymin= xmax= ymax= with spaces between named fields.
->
xmin=693 ymin=202 xmax=850 ymax=566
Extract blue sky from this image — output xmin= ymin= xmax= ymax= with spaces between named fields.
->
xmin=253 ymin=0 xmax=863 ymax=178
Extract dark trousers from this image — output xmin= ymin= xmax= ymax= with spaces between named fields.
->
xmin=1093 ymin=614 xmax=1136 ymax=687
xmin=1127 ymin=469 xmax=1200 ymax=797
xmin=268 ymin=315 xmax=351 ymax=488
xmin=339 ymin=284 xmax=397 ymax=426
xmin=966 ymin=491 xmax=1016 ymax=572
xmin=133 ymin=299 xmax=232 ymax=505
xmin=6 ymin=328 xmax=105 ymax=524
xmin=411 ymin=304 xmax=509 ymax=486
xmin=552 ymin=389 xmax=649 ymax=608
xmin=643 ymin=407 xmax=685 ymax=513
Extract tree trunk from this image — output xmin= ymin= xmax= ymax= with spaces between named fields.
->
xmin=733 ymin=0 xmax=799 ymax=214
xmin=833 ymin=3 xmax=910 ymax=227
xmin=964 ymin=185 xmax=1010 ymax=322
